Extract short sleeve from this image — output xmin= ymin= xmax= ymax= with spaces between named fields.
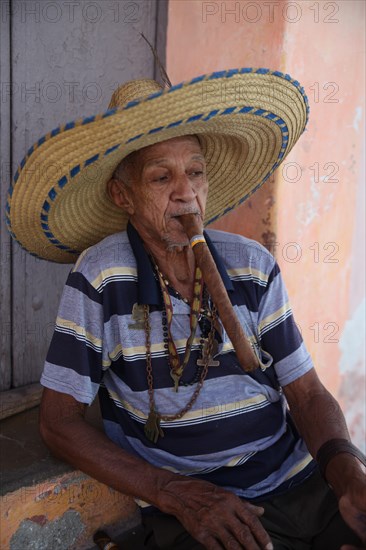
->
xmin=257 ymin=260 xmax=314 ymax=387
xmin=40 ymin=269 xmax=104 ymax=405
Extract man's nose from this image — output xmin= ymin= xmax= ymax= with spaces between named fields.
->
xmin=171 ymin=173 xmax=197 ymax=202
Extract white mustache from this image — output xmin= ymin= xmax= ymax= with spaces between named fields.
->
xmin=170 ymin=208 xmax=201 ymax=218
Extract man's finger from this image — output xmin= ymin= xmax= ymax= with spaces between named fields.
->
xmin=235 ymin=507 xmax=273 ymax=549
xmin=210 ymin=525 xmax=261 ymax=550
xmin=243 ymin=503 xmax=265 ymax=516
xmin=199 ymin=534 xmax=227 ymax=550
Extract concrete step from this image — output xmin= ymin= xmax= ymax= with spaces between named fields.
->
xmin=0 ymin=404 xmax=142 ymax=549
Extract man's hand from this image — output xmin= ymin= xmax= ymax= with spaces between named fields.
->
xmin=339 ymin=479 xmax=366 ymax=549
xmin=157 ymin=477 xmax=273 ymax=549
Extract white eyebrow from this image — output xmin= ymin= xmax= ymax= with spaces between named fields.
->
xmin=144 ymin=154 xmax=205 ymax=168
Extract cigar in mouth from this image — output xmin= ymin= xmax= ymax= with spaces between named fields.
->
xmin=179 ymin=213 xmax=259 ymax=373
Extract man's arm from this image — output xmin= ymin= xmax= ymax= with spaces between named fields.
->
xmin=283 ymin=369 xmax=366 ymax=544
xmin=39 ymin=388 xmax=168 ymax=502
xmin=39 ymin=388 xmax=273 ymax=550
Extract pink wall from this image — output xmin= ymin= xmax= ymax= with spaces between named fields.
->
xmin=166 ymin=0 xmax=365 ymax=449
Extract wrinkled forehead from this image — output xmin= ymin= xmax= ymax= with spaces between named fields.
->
xmin=136 ymin=134 xmax=203 ymax=163
xmin=112 ymin=134 xmax=205 ymax=184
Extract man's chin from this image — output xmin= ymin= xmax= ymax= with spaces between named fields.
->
xmin=166 ymin=242 xmax=190 ymax=252
xmin=162 ymin=232 xmax=190 ymax=251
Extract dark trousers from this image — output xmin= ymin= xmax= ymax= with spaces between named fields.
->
xmin=142 ymin=470 xmax=361 ymax=549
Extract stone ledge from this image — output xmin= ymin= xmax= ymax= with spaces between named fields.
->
xmin=0 ymin=403 xmax=143 ymax=549
xmin=1 ymin=470 xmax=142 ymax=549
xmin=0 ymin=399 xmax=102 ymax=496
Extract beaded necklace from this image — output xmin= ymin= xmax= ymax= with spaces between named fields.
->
xmin=155 ymin=265 xmax=203 ymax=391
xmin=143 ymin=266 xmax=218 ymax=444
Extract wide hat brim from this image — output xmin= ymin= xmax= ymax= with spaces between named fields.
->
xmin=6 ymin=68 xmax=309 ymax=263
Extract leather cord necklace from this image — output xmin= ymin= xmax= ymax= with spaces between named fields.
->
xmin=143 ymin=294 xmax=218 ymax=444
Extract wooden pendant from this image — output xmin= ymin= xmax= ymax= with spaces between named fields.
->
xmin=170 ymin=370 xmax=181 ymax=392
xmin=144 ymin=410 xmax=164 ymax=443
xmin=129 ymin=303 xmax=145 ymax=330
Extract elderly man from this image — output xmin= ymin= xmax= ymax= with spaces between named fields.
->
xmin=7 ymin=71 xmax=366 ymax=549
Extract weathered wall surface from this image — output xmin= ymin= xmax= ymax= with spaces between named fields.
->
xmin=1 ymin=0 xmax=166 ymax=391
xmin=8 ymin=0 xmax=157 ymax=389
xmin=274 ymin=1 xmax=365 ymax=450
xmin=166 ymin=0 xmax=365 ymax=450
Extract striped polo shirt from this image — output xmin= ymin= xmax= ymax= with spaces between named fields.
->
xmin=41 ymin=222 xmax=316 ymax=502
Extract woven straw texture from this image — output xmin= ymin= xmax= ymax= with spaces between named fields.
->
xmin=6 ymin=68 xmax=309 ymax=263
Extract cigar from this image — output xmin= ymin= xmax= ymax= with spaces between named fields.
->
xmin=180 ymin=213 xmax=259 ymax=373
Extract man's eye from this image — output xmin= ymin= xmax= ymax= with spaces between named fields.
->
xmin=152 ymin=175 xmax=168 ymax=182
xmin=190 ymin=171 xmax=204 ymax=177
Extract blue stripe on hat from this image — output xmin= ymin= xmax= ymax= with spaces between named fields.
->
xmin=125 ymin=100 xmax=140 ymax=109
xmin=239 ymin=106 xmax=253 ymax=114
xmin=85 ymin=154 xmax=100 ymax=166
xmin=190 ymin=75 xmax=205 ymax=84
xmin=48 ymin=188 xmax=57 ymax=201
xmin=168 ymin=83 xmax=183 ymax=92
xmin=203 ymin=110 xmax=219 ymax=121
xmin=226 ymin=69 xmax=239 ymax=78
xmin=104 ymin=145 xmax=119 ymax=156
xmin=149 ymin=126 xmax=164 ymax=134
xmin=187 ymin=114 xmax=203 ymax=123
xmin=82 ymin=115 xmax=96 ymax=125
xmin=127 ymin=133 xmax=143 ymax=143
xmin=58 ymin=175 xmax=68 ymax=188
xmin=221 ymin=107 xmax=236 ymax=115
xmin=209 ymin=71 xmax=227 ymax=80
xmin=70 ymin=165 xmax=80 ymax=178
xmin=102 ymin=108 xmax=117 ymax=118
xmin=64 ymin=121 xmax=75 ymax=131
xmin=167 ymin=120 xmax=182 ymax=128
xmin=147 ymin=91 xmax=163 ymax=100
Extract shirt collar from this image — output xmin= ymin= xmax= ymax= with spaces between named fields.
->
xmin=127 ymin=221 xmax=234 ymax=306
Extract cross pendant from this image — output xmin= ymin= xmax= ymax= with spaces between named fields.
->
xmin=197 ymin=339 xmax=220 ymax=367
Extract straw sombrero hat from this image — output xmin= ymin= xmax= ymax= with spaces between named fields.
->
xmin=6 ymin=67 xmax=309 ymax=263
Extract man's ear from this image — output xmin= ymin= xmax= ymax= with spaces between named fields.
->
xmin=107 ymin=179 xmax=135 ymax=215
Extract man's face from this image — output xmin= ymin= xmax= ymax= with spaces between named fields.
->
xmin=117 ymin=136 xmax=208 ymax=249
